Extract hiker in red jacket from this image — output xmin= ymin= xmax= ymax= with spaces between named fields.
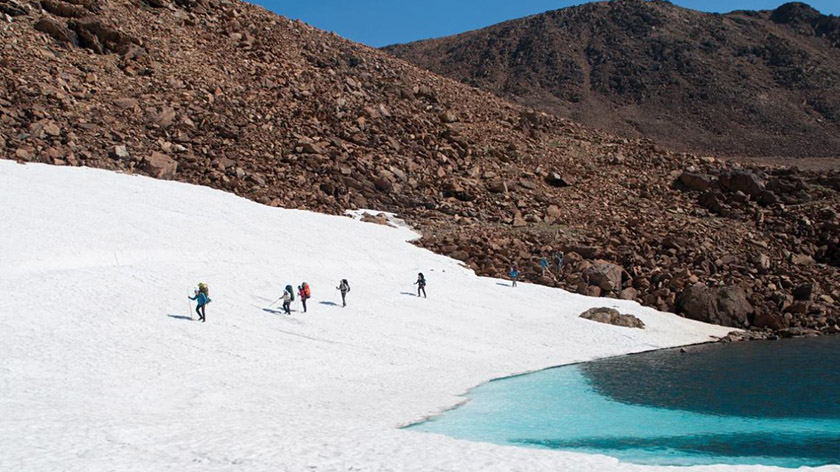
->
xmin=298 ymin=282 xmax=311 ymax=313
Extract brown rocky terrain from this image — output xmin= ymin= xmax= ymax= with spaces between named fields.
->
xmin=384 ymin=0 xmax=840 ymax=160
xmin=0 ymin=0 xmax=838 ymax=336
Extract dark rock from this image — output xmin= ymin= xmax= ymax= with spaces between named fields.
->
xmin=677 ymin=172 xmax=712 ymax=191
xmin=34 ymin=17 xmax=78 ymax=44
xmin=677 ymin=283 xmax=754 ymax=328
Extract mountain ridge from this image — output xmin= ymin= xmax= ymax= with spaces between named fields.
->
xmin=384 ymin=0 xmax=840 ymax=159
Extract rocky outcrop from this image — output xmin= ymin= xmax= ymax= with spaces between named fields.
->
xmin=580 ymin=307 xmax=645 ymax=329
xmin=677 ymin=284 xmax=754 ymax=328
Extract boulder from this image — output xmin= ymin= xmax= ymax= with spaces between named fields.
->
xmin=677 ymin=283 xmax=753 ymax=328
xmin=619 ymin=287 xmax=638 ymax=300
xmin=144 ymin=152 xmax=177 ymax=179
xmin=580 ymin=307 xmax=645 ymax=329
xmin=585 ymin=260 xmax=624 ymax=293
xmin=718 ymin=171 xmax=764 ymax=197
xmin=677 ymin=172 xmax=712 ymax=191
xmin=793 ymin=282 xmax=818 ymax=301
xmin=35 ymin=17 xmax=77 ymax=44
xmin=752 ymin=312 xmax=787 ymax=331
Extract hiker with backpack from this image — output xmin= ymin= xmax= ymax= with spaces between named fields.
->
xmin=539 ymin=257 xmax=549 ymax=276
xmin=555 ymin=252 xmax=564 ymax=272
xmin=281 ymin=284 xmax=294 ymax=315
xmin=415 ymin=273 xmax=427 ymax=298
xmin=298 ymin=282 xmax=311 ymax=313
xmin=336 ymin=279 xmax=350 ymax=307
xmin=189 ymin=283 xmax=211 ymax=322
xmin=509 ymin=266 xmax=519 ymax=287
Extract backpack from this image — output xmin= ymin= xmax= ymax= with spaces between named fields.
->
xmin=302 ymin=282 xmax=311 ymax=298
xmin=285 ymin=284 xmax=295 ymax=301
xmin=198 ymin=282 xmax=209 ymax=296
xmin=342 ymin=280 xmax=350 ymax=292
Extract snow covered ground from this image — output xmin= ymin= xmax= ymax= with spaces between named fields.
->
xmin=1 ymin=160 xmax=830 ymax=472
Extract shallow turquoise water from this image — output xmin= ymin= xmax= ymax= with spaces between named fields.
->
xmin=407 ymin=337 xmax=840 ymax=467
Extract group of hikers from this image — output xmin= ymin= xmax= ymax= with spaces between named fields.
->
xmin=187 ymin=274 xmax=429 ymax=322
xmin=187 ymin=253 xmax=563 ymax=322
xmin=509 ymin=253 xmax=564 ymax=288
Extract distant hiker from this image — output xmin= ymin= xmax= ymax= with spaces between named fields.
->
xmin=298 ymin=282 xmax=311 ymax=313
xmin=415 ymin=272 xmax=427 ymax=298
xmin=539 ymin=257 xmax=549 ymax=276
xmin=336 ymin=279 xmax=350 ymax=307
xmin=281 ymin=284 xmax=294 ymax=315
xmin=509 ymin=267 xmax=519 ymax=287
xmin=555 ymin=252 xmax=564 ymax=272
xmin=189 ymin=283 xmax=211 ymax=322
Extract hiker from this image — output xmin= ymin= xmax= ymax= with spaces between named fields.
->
xmin=510 ymin=266 xmax=519 ymax=287
xmin=298 ymin=282 xmax=311 ymax=313
xmin=336 ymin=279 xmax=350 ymax=307
xmin=415 ymin=272 xmax=426 ymax=298
xmin=539 ymin=257 xmax=549 ymax=276
xmin=555 ymin=252 xmax=564 ymax=272
xmin=189 ymin=284 xmax=210 ymax=322
xmin=281 ymin=284 xmax=294 ymax=315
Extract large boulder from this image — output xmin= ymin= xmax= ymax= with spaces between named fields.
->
xmin=585 ymin=260 xmax=625 ymax=293
xmin=580 ymin=307 xmax=645 ymax=329
xmin=144 ymin=152 xmax=178 ymax=179
xmin=677 ymin=283 xmax=754 ymax=327
xmin=718 ymin=171 xmax=764 ymax=197
xmin=677 ymin=172 xmax=712 ymax=191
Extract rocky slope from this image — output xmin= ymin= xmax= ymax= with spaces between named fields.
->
xmin=0 ymin=0 xmax=838 ymax=334
xmin=384 ymin=1 xmax=840 ymax=160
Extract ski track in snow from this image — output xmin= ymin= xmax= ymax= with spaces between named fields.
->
xmin=1 ymin=160 xmax=836 ymax=472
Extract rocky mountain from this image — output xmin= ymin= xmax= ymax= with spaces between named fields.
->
xmin=0 ymin=0 xmax=838 ymax=335
xmin=384 ymin=1 xmax=840 ymax=159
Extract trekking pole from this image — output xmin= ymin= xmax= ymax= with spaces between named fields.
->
xmin=188 ymin=288 xmax=193 ymax=319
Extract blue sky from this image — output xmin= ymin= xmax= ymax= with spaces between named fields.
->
xmin=260 ymin=1 xmax=840 ymax=47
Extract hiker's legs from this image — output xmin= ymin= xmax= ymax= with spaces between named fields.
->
xmin=341 ymin=292 xmax=346 ymax=307
xmin=302 ymin=298 xmax=307 ymax=313
xmin=420 ymin=287 xmax=426 ymax=298
xmin=283 ymin=301 xmax=290 ymax=314
xmin=199 ymin=305 xmax=206 ymax=322
xmin=195 ymin=304 xmax=202 ymax=318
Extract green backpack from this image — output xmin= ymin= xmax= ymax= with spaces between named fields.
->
xmin=285 ymin=284 xmax=294 ymax=301
xmin=198 ymin=282 xmax=209 ymax=297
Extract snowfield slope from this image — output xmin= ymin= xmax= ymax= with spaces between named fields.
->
xmin=2 ymin=160 xmax=802 ymax=472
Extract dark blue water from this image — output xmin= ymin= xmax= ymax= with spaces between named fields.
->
xmin=408 ymin=337 xmax=840 ymax=467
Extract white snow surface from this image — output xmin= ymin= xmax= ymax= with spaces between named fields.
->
xmin=1 ymin=160 xmax=832 ymax=472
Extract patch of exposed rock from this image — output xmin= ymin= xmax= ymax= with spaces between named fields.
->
xmin=580 ymin=307 xmax=645 ymax=329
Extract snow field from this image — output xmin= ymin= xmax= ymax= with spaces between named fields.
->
xmin=2 ymin=160 xmax=818 ymax=472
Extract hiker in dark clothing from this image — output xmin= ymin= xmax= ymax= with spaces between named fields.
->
xmin=281 ymin=286 xmax=293 ymax=315
xmin=189 ymin=289 xmax=209 ymax=322
xmin=337 ymin=279 xmax=350 ymax=307
xmin=415 ymin=273 xmax=426 ymax=298
xmin=555 ymin=253 xmax=564 ymax=273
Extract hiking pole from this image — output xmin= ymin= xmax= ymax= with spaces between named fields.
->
xmin=188 ymin=288 xmax=193 ymax=320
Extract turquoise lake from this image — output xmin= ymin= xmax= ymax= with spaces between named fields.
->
xmin=408 ymin=336 xmax=840 ymax=468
